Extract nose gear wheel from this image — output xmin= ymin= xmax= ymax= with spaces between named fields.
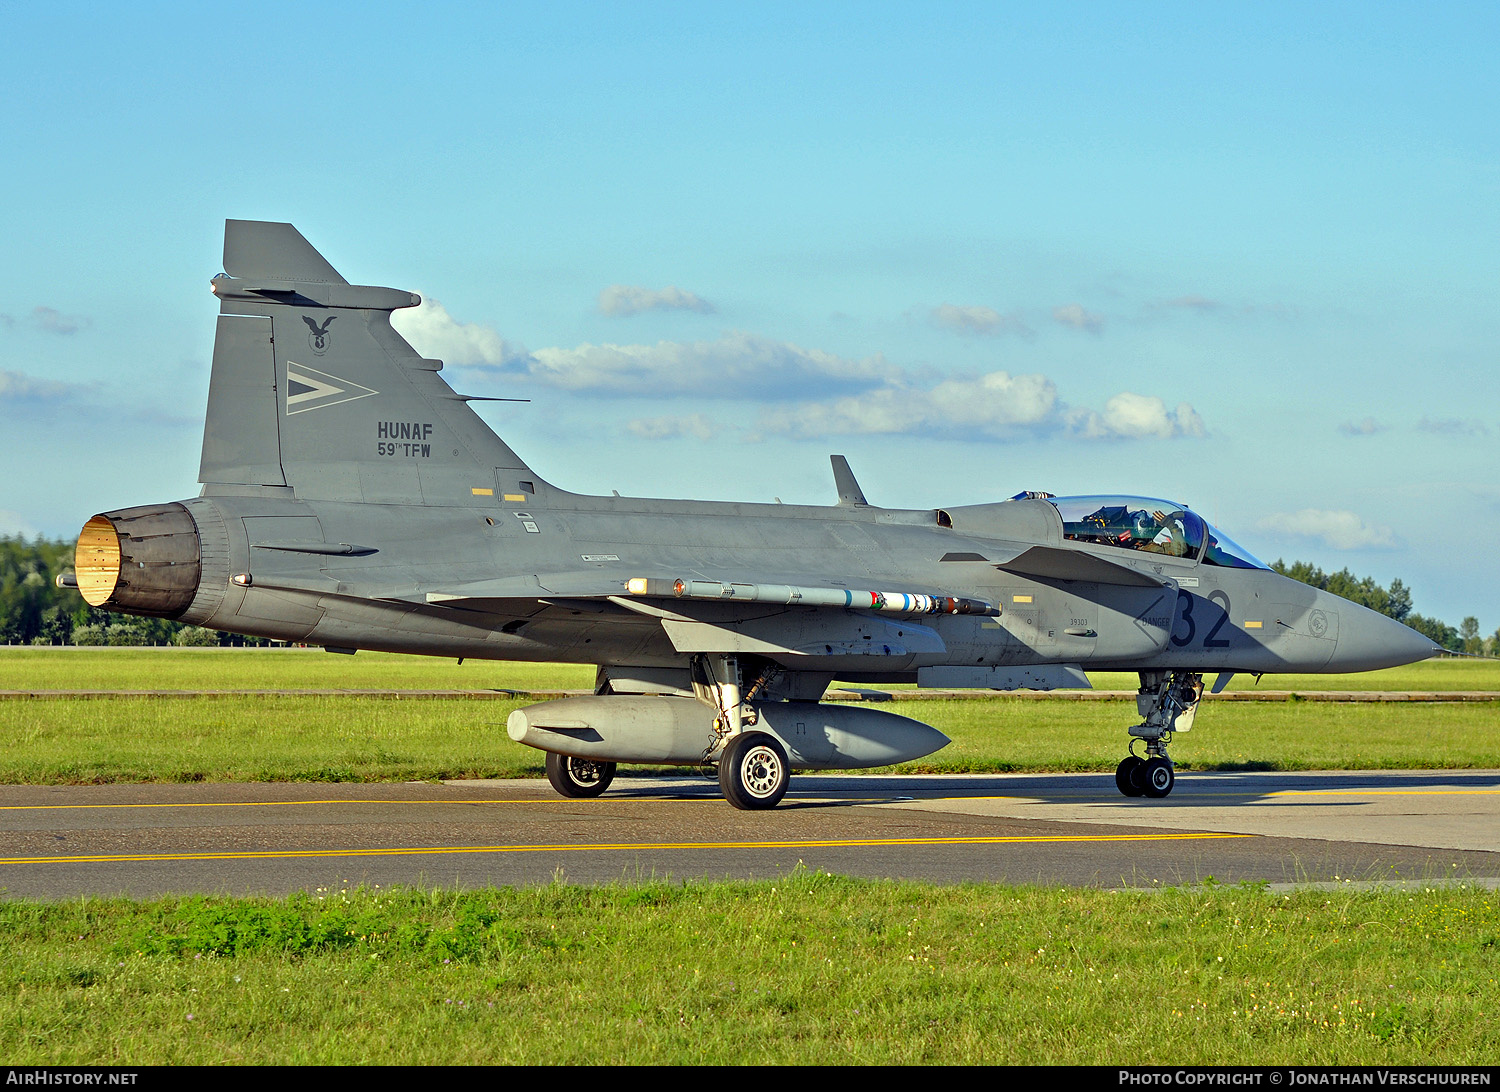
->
xmin=1115 ymin=756 xmax=1146 ymax=797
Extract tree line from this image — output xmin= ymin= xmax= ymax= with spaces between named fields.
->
xmin=1 ymin=534 xmax=1493 ymax=654
xmin=0 ymin=536 xmax=274 ymax=646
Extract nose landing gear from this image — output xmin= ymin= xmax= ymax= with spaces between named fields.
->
xmin=1114 ymin=753 xmax=1174 ymax=798
xmin=1115 ymin=671 xmax=1202 ymax=799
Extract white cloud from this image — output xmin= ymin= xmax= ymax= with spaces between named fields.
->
xmin=598 ymin=285 xmax=715 ymax=317
xmin=1156 ymin=295 xmax=1221 ymax=312
xmin=626 ymin=413 xmax=718 ymax=441
xmin=131 ymin=407 xmax=200 ymax=426
xmin=1053 ymin=303 xmax=1104 ymax=333
xmin=1417 ymin=417 xmax=1489 ymax=436
xmin=1067 ymin=393 xmax=1205 ymax=440
xmin=0 ymin=510 xmax=39 ymax=538
xmin=1467 ymin=483 xmax=1500 ymax=517
xmin=1144 ymin=296 xmax=1300 ymax=321
xmin=31 ymin=306 xmax=84 ymax=335
xmin=1258 ymin=509 xmax=1396 ymax=550
xmin=758 ymin=370 xmax=1061 ymax=439
xmin=390 ymin=297 xmax=525 ymax=366
xmin=929 ymin=303 xmax=1030 ymax=337
xmin=1339 ymin=417 xmax=1388 ymax=436
xmin=0 ymin=307 xmax=87 ymax=335
xmin=0 ymin=368 xmax=78 ymax=400
xmin=394 ymin=310 xmax=1202 ymax=446
xmin=514 ymin=331 xmax=900 ymax=398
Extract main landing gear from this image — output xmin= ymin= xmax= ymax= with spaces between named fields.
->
xmin=545 ymin=752 xmax=616 ymax=798
xmin=1115 ymin=670 xmax=1203 ymax=799
xmin=717 ymin=731 xmax=790 ymax=810
xmin=697 ymin=653 xmax=794 ymax=810
xmin=538 ymin=654 xmax=799 ymax=809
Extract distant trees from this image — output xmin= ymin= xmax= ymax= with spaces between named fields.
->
xmin=1403 ymin=614 xmax=1461 ymax=653
xmin=0 ymin=536 xmax=97 ymax=645
xmin=0 ymin=536 xmax=274 ymax=646
xmin=1460 ymin=617 xmax=1482 ymax=656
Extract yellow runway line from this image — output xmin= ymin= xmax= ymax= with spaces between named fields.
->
xmin=3 ymin=831 xmax=1252 ymax=866
xmin=0 ymin=791 xmax=1150 ymax=812
xmin=1265 ymin=788 xmax=1500 ymax=799
xmin=0 ymin=792 xmax=935 ymax=812
xmin=0 ymin=798 xmax=543 ymax=811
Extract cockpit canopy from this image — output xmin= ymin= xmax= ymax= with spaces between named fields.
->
xmin=1043 ymin=495 xmax=1268 ymax=570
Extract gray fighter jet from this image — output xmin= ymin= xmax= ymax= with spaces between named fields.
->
xmin=71 ymin=221 xmax=1437 ymax=808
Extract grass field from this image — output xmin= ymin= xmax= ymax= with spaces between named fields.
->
xmin=2 ymin=693 xmax=1497 ymax=784
xmin=0 ymin=647 xmax=597 ymax=693
xmin=3 ymin=878 xmax=1496 ymax=1065
xmin=1 ymin=651 xmax=1496 ymax=783
xmin=1 ymin=654 xmax=1495 ymax=1066
xmin=2 ymin=646 xmax=1496 ymax=692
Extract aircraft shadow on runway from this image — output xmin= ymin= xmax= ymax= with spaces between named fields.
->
xmin=592 ymin=768 xmax=1500 ymax=811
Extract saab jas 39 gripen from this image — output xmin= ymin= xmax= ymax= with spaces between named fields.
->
xmin=69 ymin=221 xmax=1437 ymax=808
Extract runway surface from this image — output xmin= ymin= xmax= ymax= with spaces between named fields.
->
xmin=2 ymin=769 xmax=1497 ymax=899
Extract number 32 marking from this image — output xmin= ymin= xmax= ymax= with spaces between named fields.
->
xmin=1170 ymin=590 xmax=1233 ymax=649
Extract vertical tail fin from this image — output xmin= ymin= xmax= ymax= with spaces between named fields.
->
xmin=199 ymin=219 xmax=543 ymax=505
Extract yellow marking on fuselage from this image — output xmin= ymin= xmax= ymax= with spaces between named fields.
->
xmin=471 ymin=487 xmax=494 ymax=496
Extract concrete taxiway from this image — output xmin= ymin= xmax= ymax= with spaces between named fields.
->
xmin=1 ymin=769 xmax=1496 ymax=899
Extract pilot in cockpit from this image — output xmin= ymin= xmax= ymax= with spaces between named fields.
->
xmin=1138 ymin=510 xmax=1190 ymax=557
xmin=1075 ymin=505 xmax=1189 ymax=557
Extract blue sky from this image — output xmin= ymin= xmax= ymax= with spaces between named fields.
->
xmin=1 ymin=2 xmax=1495 ymax=628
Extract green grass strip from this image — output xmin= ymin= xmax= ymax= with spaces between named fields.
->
xmin=1 ymin=695 xmax=1496 ymax=784
xmin=2 ymin=648 xmax=1496 ymax=692
xmin=1 ymin=878 xmax=1496 ymax=1065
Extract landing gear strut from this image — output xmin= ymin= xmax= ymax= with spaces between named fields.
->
xmin=694 ymin=653 xmax=796 ymax=810
xmin=1115 ymin=671 xmax=1202 ymax=799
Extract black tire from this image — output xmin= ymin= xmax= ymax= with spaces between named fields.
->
xmin=1115 ymin=755 xmax=1146 ymax=797
xmin=545 ymin=752 xmax=616 ymax=798
xmin=1141 ymin=756 xmax=1175 ymax=799
xmin=718 ymin=732 xmax=790 ymax=810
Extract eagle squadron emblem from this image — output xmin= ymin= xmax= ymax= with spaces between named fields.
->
xmin=303 ymin=314 xmax=336 ymax=355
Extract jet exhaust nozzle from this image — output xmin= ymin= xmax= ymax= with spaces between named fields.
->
xmin=75 ymin=503 xmax=204 ymax=619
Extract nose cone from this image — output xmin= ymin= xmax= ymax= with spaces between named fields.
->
xmin=1331 ymin=605 xmax=1440 ymax=672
